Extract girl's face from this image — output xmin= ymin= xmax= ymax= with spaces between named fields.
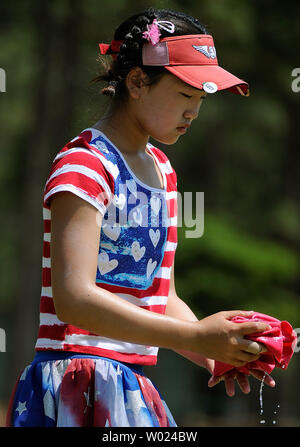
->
xmin=131 ymin=72 xmax=207 ymax=145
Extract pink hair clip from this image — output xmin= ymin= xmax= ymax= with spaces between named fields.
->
xmin=142 ymin=19 xmax=175 ymax=45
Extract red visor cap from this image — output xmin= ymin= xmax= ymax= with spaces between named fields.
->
xmin=142 ymin=35 xmax=249 ymax=96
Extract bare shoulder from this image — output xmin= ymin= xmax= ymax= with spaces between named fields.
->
xmin=50 ymin=191 xmax=102 ymax=229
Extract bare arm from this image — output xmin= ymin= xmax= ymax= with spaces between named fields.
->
xmin=50 ymin=192 xmax=197 ymax=352
xmin=50 ymin=192 xmax=270 ymax=365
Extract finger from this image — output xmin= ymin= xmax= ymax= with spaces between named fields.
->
xmin=234 ymin=349 xmax=261 ymax=363
xmin=230 ymin=358 xmax=248 ymax=367
xmin=236 ymin=372 xmax=250 ymax=394
xmin=224 ymin=370 xmax=237 ymax=380
xmin=208 ymin=369 xmax=238 ymax=387
xmin=222 ymin=310 xmax=255 ymax=320
xmin=208 ymin=375 xmax=223 ymax=387
xmin=242 ymin=341 xmax=267 ymax=355
xmin=224 ymin=376 xmax=235 ymax=397
xmin=257 ymin=343 xmax=268 ymax=353
xmin=237 ymin=321 xmax=271 ymax=335
xmin=249 ymin=370 xmax=276 ymax=387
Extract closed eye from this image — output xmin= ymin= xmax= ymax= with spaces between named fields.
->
xmin=180 ymin=92 xmax=207 ymax=100
xmin=180 ymin=93 xmax=192 ymax=98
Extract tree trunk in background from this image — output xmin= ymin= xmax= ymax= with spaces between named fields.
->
xmin=10 ymin=0 xmax=82 ymax=383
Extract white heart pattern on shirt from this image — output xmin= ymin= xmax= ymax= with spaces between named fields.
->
xmin=112 ymin=193 xmax=126 ymax=210
xmin=146 ymin=258 xmax=157 ymax=279
xmin=102 ymin=224 xmax=121 ymax=241
xmin=126 ymin=179 xmax=137 ymax=198
xmin=131 ymin=241 xmax=146 ymax=262
xmin=98 ymin=252 xmax=118 ymax=275
xmin=150 ymin=196 xmax=161 ymax=215
xmin=149 ymin=229 xmax=160 ymax=248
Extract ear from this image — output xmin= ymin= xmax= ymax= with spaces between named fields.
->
xmin=125 ymin=67 xmax=149 ymax=99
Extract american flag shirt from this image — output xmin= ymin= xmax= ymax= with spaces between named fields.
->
xmin=35 ymin=128 xmax=178 ymax=365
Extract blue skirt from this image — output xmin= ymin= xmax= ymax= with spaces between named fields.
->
xmin=6 ymin=351 xmax=177 ymax=427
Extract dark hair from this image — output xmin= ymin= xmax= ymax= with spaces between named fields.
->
xmin=89 ymin=8 xmax=208 ymax=103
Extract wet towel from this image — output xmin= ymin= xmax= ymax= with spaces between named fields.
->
xmin=213 ymin=312 xmax=297 ymax=377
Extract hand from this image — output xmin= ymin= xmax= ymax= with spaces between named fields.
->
xmin=196 ymin=310 xmax=271 ymax=366
xmin=207 ymin=369 xmax=276 ymax=397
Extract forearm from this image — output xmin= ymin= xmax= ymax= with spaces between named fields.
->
xmin=165 ymin=293 xmax=213 ymax=371
xmin=54 ymin=283 xmax=199 ymax=353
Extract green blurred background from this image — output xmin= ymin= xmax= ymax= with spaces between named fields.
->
xmin=0 ymin=0 xmax=299 ymax=427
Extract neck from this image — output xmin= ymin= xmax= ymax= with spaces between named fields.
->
xmin=92 ymin=102 xmax=149 ymax=156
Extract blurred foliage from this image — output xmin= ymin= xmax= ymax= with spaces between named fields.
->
xmin=176 ymin=214 xmax=300 ymax=323
xmin=0 ymin=0 xmax=299 ymax=427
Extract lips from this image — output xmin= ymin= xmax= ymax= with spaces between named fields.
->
xmin=176 ymin=124 xmax=190 ymax=133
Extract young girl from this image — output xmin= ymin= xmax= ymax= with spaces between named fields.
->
xmin=6 ymin=8 xmax=275 ymax=427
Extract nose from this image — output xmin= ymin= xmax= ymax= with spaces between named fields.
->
xmin=183 ymin=95 xmax=205 ymax=121
xmin=183 ymin=102 xmax=202 ymax=121
xmin=183 ymin=109 xmax=199 ymax=121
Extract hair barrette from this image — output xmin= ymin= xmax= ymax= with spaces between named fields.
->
xmin=142 ymin=19 xmax=175 ymax=45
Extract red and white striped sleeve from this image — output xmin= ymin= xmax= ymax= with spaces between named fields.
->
xmin=43 ymin=144 xmax=115 ymax=215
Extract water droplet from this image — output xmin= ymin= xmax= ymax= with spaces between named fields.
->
xmin=260 ymin=419 xmax=266 ymax=424
xmin=273 ymin=420 xmax=276 ymax=424
xmin=259 ymin=373 xmax=266 ymax=422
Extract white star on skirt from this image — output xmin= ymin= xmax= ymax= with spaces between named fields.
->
xmin=16 ymin=401 xmax=27 ymax=416
xmin=125 ymin=389 xmax=147 ymax=418
xmin=43 ymin=389 xmax=56 ymax=420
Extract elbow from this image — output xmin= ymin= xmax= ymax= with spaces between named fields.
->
xmin=52 ymin=286 xmax=72 ymax=323
xmin=52 ymin=282 xmax=90 ymax=324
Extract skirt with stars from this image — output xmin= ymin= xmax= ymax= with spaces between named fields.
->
xmin=6 ymin=351 xmax=177 ymax=427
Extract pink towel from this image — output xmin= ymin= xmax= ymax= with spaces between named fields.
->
xmin=213 ymin=312 xmax=297 ymax=377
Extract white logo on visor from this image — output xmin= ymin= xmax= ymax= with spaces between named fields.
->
xmin=193 ymin=45 xmax=217 ymax=59
xmin=202 ymin=82 xmax=218 ymax=94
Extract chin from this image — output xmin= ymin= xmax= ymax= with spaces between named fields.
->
xmin=151 ymin=134 xmax=180 ymax=145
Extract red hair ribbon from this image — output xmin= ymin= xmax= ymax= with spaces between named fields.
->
xmin=99 ymin=40 xmax=123 ymax=60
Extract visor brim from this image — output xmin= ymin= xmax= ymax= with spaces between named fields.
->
xmin=165 ymin=64 xmax=249 ymax=96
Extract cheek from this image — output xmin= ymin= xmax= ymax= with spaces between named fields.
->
xmin=143 ymin=102 xmax=179 ymax=131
